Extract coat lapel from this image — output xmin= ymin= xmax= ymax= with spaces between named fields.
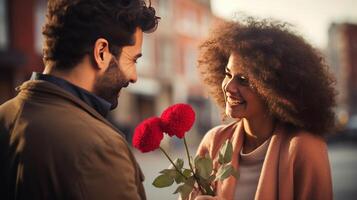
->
xmin=216 ymin=122 xmax=284 ymax=200
xmin=218 ymin=122 xmax=244 ymax=200
xmin=254 ymin=126 xmax=284 ymax=200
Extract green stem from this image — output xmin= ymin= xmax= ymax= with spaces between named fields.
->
xmin=159 ymin=147 xmax=187 ymax=180
xmin=183 ymin=137 xmax=207 ymax=195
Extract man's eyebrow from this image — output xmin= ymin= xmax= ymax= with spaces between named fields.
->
xmin=134 ymin=53 xmax=142 ymax=59
xmin=225 ymin=67 xmax=231 ymax=72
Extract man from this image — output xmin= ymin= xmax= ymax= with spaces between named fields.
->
xmin=0 ymin=0 xmax=159 ymax=199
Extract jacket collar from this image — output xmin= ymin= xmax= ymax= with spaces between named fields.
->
xmin=30 ymin=72 xmax=112 ymax=118
xmin=217 ymin=121 xmax=284 ymax=200
xmin=16 ymin=80 xmax=124 ymax=138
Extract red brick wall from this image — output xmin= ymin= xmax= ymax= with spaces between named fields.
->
xmin=9 ymin=0 xmax=42 ymax=76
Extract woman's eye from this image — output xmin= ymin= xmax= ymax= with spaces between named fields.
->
xmin=225 ymin=72 xmax=232 ymax=78
xmin=238 ymin=76 xmax=249 ymax=86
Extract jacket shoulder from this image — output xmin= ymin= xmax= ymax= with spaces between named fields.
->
xmin=197 ymin=121 xmax=239 ymax=156
xmin=288 ymin=131 xmax=327 ymax=152
xmin=282 ymin=132 xmax=332 ymax=199
xmin=0 ymin=97 xmax=20 ymax=123
xmin=284 ymin=131 xmax=329 ymax=167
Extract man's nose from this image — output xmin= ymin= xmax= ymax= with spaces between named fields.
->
xmin=129 ymin=68 xmax=138 ymax=83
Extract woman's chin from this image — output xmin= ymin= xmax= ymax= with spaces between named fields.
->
xmin=229 ymin=114 xmax=242 ymax=119
xmin=225 ymin=108 xmax=243 ymax=119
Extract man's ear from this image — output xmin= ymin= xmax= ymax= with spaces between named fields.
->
xmin=93 ymin=38 xmax=111 ymax=70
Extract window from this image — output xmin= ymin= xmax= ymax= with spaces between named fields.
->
xmin=137 ymin=35 xmax=155 ymax=75
xmin=176 ymin=8 xmax=199 ymax=37
xmin=0 ymin=0 xmax=8 ymax=49
xmin=157 ymin=0 xmax=172 ymax=19
xmin=35 ymin=0 xmax=47 ymax=54
xmin=183 ymin=45 xmax=198 ymax=82
xmin=159 ymin=39 xmax=173 ymax=76
xmin=200 ymin=14 xmax=211 ymax=36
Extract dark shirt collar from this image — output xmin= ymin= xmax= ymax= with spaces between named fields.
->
xmin=31 ymin=72 xmax=112 ymax=117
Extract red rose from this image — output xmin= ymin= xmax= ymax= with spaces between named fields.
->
xmin=160 ymin=104 xmax=195 ymax=138
xmin=132 ymin=117 xmax=164 ymax=153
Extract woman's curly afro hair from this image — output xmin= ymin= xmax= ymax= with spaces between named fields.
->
xmin=198 ymin=17 xmax=337 ymax=135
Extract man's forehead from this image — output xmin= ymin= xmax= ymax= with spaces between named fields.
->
xmin=134 ymin=27 xmax=143 ymax=47
xmin=122 ymin=28 xmax=143 ymax=55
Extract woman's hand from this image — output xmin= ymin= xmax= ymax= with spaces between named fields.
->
xmin=194 ymin=195 xmax=225 ymax=200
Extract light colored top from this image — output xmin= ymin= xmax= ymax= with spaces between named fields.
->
xmin=234 ymin=138 xmax=271 ymax=200
xmin=189 ymin=121 xmax=332 ymax=200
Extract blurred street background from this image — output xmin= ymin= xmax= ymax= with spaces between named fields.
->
xmin=1 ymin=0 xmax=357 ymax=199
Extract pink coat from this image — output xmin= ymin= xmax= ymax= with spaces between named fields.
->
xmin=193 ymin=121 xmax=332 ymax=200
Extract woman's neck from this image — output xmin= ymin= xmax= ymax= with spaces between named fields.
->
xmin=242 ymin=116 xmax=275 ymax=154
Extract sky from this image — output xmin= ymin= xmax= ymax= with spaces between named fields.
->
xmin=211 ymin=0 xmax=357 ymax=49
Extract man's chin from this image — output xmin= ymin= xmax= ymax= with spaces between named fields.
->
xmin=110 ymin=99 xmax=118 ymax=110
xmin=109 ymin=90 xmax=121 ymax=110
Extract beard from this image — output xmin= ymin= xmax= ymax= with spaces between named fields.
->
xmin=93 ymin=58 xmax=129 ymax=110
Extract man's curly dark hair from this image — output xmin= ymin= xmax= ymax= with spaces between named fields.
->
xmin=198 ymin=17 xmax=336 ymax=135
xmin=43 ymin=0 xmax=159 ymax=70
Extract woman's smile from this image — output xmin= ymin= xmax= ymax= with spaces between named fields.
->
xmin=226 ymin=95 xmax=246 ymax=106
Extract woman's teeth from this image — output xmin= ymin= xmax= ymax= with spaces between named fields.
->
xmin=227 ymin=97 xmax=245 ymax=105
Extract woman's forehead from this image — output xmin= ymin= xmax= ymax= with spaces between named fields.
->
xmin=226 ymin=53 xmax=244 ymax=73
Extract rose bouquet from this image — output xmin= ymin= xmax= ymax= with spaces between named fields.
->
xmin=132 ymin=104 xmax=238 ymax=200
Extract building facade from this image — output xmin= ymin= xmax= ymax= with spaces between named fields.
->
xmin=0 ymin=0 xmax=44 ymax=104
xmin=114 ymin=0 xmax=223 ymax=143
xmin=328 ymin=23 xmax=357 ymax=128
xmin=0 ymin=0 xmax=223 ymax=143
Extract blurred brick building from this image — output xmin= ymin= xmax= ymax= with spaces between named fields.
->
xmin=0 ymin=0 xmax=44 ymax=104
xmin=114 ymin=0 xmax=223 ymax=141
xmin=0 ymin=0 xmax=223 ymax=141
xmin=328 ymin=23 xmax=357 ymax=128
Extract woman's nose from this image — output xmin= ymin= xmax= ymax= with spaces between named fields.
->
xmin=224 ymin=78 xmax=239 ymax=93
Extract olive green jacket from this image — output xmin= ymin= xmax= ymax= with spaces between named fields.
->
xmin=0 ymin=80 xmax=146 ymax=200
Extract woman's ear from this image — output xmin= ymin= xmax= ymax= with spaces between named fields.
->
xmin=93 ymin=38 xmax=111 ymax=71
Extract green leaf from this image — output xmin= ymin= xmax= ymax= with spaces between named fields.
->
xmin=194 ymin=155 xmax=200 ymax=166
xmin=194 ymin=155 xmax=213 ymax=179
xmin=196 ymin=175 xmax=215 ymax=196
xmin=208 ymin=174 xmax=216 ymax=183
xmin=232 ymin=167 xmax=240 ymax=179
xmin=183 ymin=169 xmax=192 ymax=177
xmin=169 ymin=158 xmax=184 ymax=170
xmin=218 ymin=152 xmax=224 ymax=165
xmin=175 ymin=169 xmax=192 ymax=184
xmin=173 ymin=177 xmax=195 ymax=200
xmin=215 ymin=165 xmax=234 ymax=181
xmin=160 ymin=169 xmax=179 ymax=179
xmin=152 ymin=174 xmax=174 ymax=188
xmin=219 ymin=139 xmax=233 ymax=164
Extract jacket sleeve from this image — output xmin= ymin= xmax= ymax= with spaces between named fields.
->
xmin=293 ymin=133 xmax=333 ymax=200
xmin=77 ymin=134 xmax=143 ymax=200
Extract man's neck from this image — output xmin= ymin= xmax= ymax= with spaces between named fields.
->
xmin=43 ymin=59 xmax=96 ymax=92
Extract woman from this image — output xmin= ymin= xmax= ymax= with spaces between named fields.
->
xmin=191 ymin=18 xmax=336 ymax=200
